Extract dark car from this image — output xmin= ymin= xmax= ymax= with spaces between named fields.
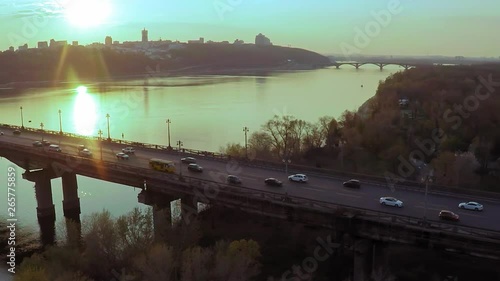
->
xmin=187 ymin=163 xmax=203 ymax=172
xmin=264 ymin=178 xmax=283 ymax=187
xmin=32 ymin=141 xmax=43 ymax=147
xmin=439 ymin=210 xmax=459 ymax=222
xmin=343 ymin=179 xmax=360 ymax=188
xmin=227 ymin=175 xmax=242 ymax=184
xmin=181 ymin=157 xmax=196 ymax=164
xmin=13 ymin=130 xmax=21 ymax=135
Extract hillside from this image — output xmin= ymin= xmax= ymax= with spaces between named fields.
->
xmin=0 ymin=44 xmax=331 ymax=85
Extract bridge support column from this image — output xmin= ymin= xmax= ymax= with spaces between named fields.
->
xmin=34 ymin=172 xmax=55 ymax=221
xmin=352 ymin=239 xmax=372 ymax=281
xmin=153 ymin=203 xmax=172 ymax=241
xmin=180 ymin=195 xmax=198 ymax=226
xmin=61 ymin=173 xmax=81 ymax=217
xmin=379 ymin=65 xmax=383 ymax=71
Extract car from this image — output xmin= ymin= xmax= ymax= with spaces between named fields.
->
xmin=458 ymin=201 xmax=483 ymax=211
xmin=187 ymin=163 xmax=203 ymax=172
xmin=122 ymin=147 xmax=135 ymax=154
xmin=181 ymin=157 xmax=196 ymax=164
xmin=48 ymin=144 xmax=61 ymax=152
xmin=78 ymin=149 xmax=93 ymax=158
xmin=77 ymin=145 xmax=87 ymax=152
xmin=116 ymin=152 xmax=129 ymax=160
xmin=32 ymin=141 xmax=43 ymax=147
xmin=13 ymin=130 xmax=21 ymax=135
xmin=343 ymin=179 xmax=360 ymax=188
xmin=42 ymin=140 xmax=51 ymax=146
xmin=439 ymin=210 xmax=460 ymax=221
xmin=227 ymin=175 xmax=242 ymax=184
xmin=379 ymin=197 xmax=403 ymax=208
xmin=288 ymin=174 xmax=308 ymax=183
xmin=0 ymin=131 xmax=3 ymax=135
xmin=265 ymin=178 xmax=283 ymax=187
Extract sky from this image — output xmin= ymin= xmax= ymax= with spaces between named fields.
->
xmin=1 ymin=0 xmax=499 ymax=57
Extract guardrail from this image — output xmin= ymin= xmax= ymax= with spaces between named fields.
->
xmin=2 ymin=140 xmax=500 ymax=242
xmin=1 ymin=123 xmax=499 ymax=200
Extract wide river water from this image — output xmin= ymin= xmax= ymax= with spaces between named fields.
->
xmin=0 ymin=65 xmax=402 ymax=242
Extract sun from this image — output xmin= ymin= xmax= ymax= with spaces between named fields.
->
xmin=64 ymin=0 xmax=112 ymax=28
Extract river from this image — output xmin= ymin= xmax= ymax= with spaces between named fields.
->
xmin=0 ymin=65 xmax=400 ymax=250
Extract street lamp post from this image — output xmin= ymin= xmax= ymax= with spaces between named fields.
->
xmin=422 ymin=169 xmax=434 ymax=224
xmin=40 ymin=122 xmax=44 ymax=131
xmin=58 ymin=109 xmax=63 ymax=135
xmin=20 ymin=106 xmax=24 ymax=129
xmin=105 ymin=113 xmax=111 ymax=141
xmin=166 ymin=119 xmax=172 ymax=149
xmin=243 ymin=126 xmax=249 ymax=158
xmin=282 ymin=157 xmax=291 ymax=176
xmin=98 ymin=129 xmax=103 ymax=160
xmin=177 ymin=140 xmax=183 ymax=177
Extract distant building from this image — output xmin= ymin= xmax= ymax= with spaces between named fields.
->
xmin=188 ymin=37 xmax=204 ymax=44
xmin=142 ymin=28 xmax=148 ymax=42
xmin=37 ymin=41 xmax=48 ymax=48
xmin=72 ymin=41 xmax=79 ymax=46
xmin=50 ymin=39 xmax=67 ymax=48
xmin=8 ymin=46 xmax=14 ymax=52
xmin=233 ymin=39 xmax=244 ymax=45
xmin=105 ymin=36 xmax=112 ymax=46
xmin=113 ymin=41 xmax=120 ymax=45
xmin=255 ymin=33 xmax=272 ymax=46
xmin=18 ymin=44 xmax=28 ymax=51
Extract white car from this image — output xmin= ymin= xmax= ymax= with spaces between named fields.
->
xmin=458 ymin=201 xmax=483 ymax=211
xmin=78 ymin=149 xmax=93 ymax=158
xmin=288 ymin=174 xmax=308 ymax=183
xmin=379 ymin=197 xmax=403 ymax=208
xmin=116 ymin=152 xmax=129 ymax=160
xmin=122 ymin=147 xmax=135 ymax=154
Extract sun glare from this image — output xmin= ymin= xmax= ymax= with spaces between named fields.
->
xmin=73 ymin=86 xmax=98 ymax=135
xmin=64 ymin=0 xmax=112 ymax=28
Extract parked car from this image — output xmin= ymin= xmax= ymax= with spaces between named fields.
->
xmin=48 ymin=144 xmax=61 ymax=152
xmin=42 ymin=140 xmax=51 ymax=146
xmin=343 ymin=179 xmax=360 ymax=188
xmin=187 ymin=163 xmax=203 ymax=172
xmin=458 ymin=201 xmax=483 ymax=211
xmin=439 ymin=210 xmax=460 ymax=221
xmin=32 ymin=141 xmax=43 ymax=147
xmin=227 ymin=175 xmax=242 ymax=184
xmin=265 ymin=178 xmax=283 ymax=187
xmin=13 ymin=130 xmax=21 ymax=135
xmin=181 ymin=157 xmax=196 ymax=164
xmin=288 ymin=174 xmax=308 ymax=183
xmin=78 ymin=149 xmax=93 ymax=158
xmin=116 ymin=152 xmax=129 ymax=160
xmin=379 ymin=197 xmax=403 ymax=208
xmin=122 ymin=147 xmax=135 ymax=154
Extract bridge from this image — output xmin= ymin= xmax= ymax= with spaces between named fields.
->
xmin=331 ymin=61 xmax=426 ymax=70
xmin=1 ymin=124 xmax=500 ymax=260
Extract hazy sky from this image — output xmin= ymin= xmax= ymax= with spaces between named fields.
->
xmin=1 ymin=0 xmax=499 ymax=57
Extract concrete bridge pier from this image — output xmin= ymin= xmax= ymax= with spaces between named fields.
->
xmin=61 ymin=173 xmax=81 ymax=218
xmin=180 ymin=194 xmax=198 ymax=226
xmin=33 ymin=172 xmax=56 ymax=221
xmin=38 ymin=216 xmax=55 ymax=246
xmin=153 ymin=203 xmax=172 ymax=241
xmin=352 ymin=239 xmax=373 ymax=281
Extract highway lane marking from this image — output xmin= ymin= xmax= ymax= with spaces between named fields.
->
xmin=336 ymin=192 xmax=361 ymax=198
xmin=301 ymin=186 xmax=325 ymax=192
xmin=455 ymin=212 xmax=484 ymax=218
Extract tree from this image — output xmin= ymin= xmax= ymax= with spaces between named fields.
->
xmin=247 ymin=131 xmax=273 ymax=160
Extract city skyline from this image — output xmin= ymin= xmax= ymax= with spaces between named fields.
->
xmin=1 ymin=0 xmax=500 ymax=57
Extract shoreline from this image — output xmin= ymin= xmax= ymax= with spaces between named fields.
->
xmin=0 ymin=64 xmax=329 ymax=89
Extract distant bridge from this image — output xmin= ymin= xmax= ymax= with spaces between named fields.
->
xmin=332 ymin=61 xmax=426 ymax=70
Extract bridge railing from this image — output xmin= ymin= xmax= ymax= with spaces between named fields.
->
xmin=3 ymin=141 xmax=500 ymax=242
xmin=1 ymin=123 xmax=499 ymax=200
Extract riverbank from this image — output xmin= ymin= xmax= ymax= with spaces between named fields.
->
xmin=0 ymin=64 xmax=328 ymax=90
